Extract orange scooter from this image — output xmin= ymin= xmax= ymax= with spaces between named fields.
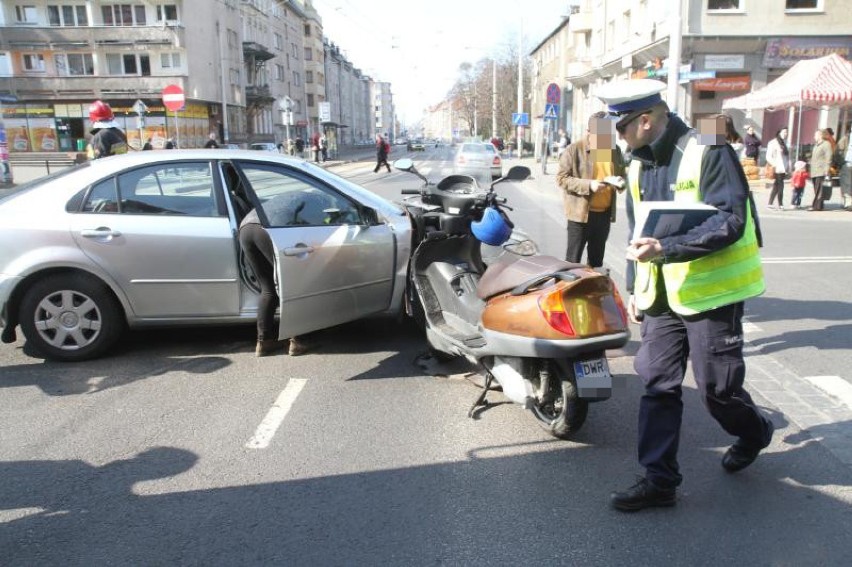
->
xmin=397 ymin=159 xmax=630 ymax=438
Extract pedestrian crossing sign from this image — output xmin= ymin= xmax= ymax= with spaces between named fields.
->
xmin=544 ymin=103 xmax=559 ymax=120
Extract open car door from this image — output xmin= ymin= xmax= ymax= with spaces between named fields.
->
xmin=233 ymin=161 xmax=396 ymax=339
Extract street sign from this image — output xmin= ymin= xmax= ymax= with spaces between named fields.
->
xmin=544 ymin=103 xmax=559 ymax=120
xmin=132 ymin=99 xmax=148 ymax=115
xmin=680 ymin=71 xmax=717 ymax=82
xmin=161 ymin=85 xmax=185 ymax=112
xmin=512 ymin=112 xmax=529 ymax=126
xmin=318 ymin=101 xmax=331 ymax=123
xmin=546 ymin=83 xmax=561 ymax=104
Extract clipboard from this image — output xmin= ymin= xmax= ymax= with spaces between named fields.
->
xmin=633 ymin=201 xmax=718 ymax=241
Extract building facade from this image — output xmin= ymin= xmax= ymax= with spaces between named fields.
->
xmin=0 ymin=0 xmax=389 ymax=152
xmin=531 ymin=0 xmax=852 ymax=156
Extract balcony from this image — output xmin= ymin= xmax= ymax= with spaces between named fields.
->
xmin=568 ymin=12 xmax=593 ymax=34
xmin=0 ymin=25 xmax=183 ymax=50
xmin=0 ymin=75 xmax=181 ymax=100
xmin=242 ymin=41 xmax=274 ymax=62
xmin=246 ymin=85 xmax=275 ymax=104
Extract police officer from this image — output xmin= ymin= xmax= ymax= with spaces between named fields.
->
xmin=87 ymin=100 xmax=127 ymax=158
xmin=597 ymin=80 xmax=774 ymax=512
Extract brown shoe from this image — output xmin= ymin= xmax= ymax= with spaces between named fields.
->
xmin=288 ymin=338 xmax=308 ymax=356
xmin=256 ymin=339 xmax=285 ymax=357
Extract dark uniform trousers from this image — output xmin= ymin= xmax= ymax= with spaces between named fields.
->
xmin=635 ymin=301 xmax=773 ymax=489
xmin=565 ymin=210 xmax=611 ymax=268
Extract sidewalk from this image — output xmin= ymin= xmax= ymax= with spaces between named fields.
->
xmin=511 ymin=154 xmax=852 ymax=216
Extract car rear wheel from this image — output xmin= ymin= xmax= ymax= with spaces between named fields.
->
xmin=19 ymin=273 xmax=125 ymax=361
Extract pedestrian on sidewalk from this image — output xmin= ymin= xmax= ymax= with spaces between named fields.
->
xmin=320 ymin=135 xmax=328 ymax=162
xmin=555 ymin=111 xmax=626 ymax=268
xmin=766 ymin=128 xmax=789 ymax=209
xmin=596 ymin=79 xmax=772 ymax=513
xmin=838 ymin=126 xmax=852 ymax=210
xmin=808 ymin=128 xmax=832 ymax=211
xmin=373 ymin=134 xmax=391 ymax=173
xmin=743 ymin=125 xmax=761 ymax=161
xmin=791 ymin=160 xmax=808 ymax=208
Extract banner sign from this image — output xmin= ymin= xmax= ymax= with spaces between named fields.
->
xmin=763 ymin=37 xmax=852 ymax=68
xmin=694 ymin=75 xmax=751 ymax=92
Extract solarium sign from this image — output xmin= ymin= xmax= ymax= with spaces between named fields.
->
xmin=763 ymin=37 xmax=852 ymax=68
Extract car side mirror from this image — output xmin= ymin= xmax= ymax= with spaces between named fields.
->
xmin=360 ymin=207 xmax=380 ymax=226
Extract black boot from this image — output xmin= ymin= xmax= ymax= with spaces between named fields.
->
xmin=610 ymin=477 xmax=676 ymax=512
xmin=722 ymin=420 xmax=774 ymax=473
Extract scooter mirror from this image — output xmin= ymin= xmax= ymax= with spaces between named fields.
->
xmin=393 ymin=158 xmax=414 ymax=171
xmin=503 ymin=165 xmax=531 ymax=181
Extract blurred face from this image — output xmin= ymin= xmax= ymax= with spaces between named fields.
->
xmin=698 ymin=116 xmax=727 ymax=145
xmin=746 ymin=126 xmax=754 ymax=135
xmin=779 ymin=129 xmax=788 ymax=140
xmin=814 ymin=130 xmax=823 ymax=142
xmin=588 ymin=117 xmax=616 ymax=150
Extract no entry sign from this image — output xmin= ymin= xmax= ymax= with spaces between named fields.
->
xmin=162 ymin=84 xmax=185 ymax=112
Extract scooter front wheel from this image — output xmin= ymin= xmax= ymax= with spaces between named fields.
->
xmin=528 ymin=360 xmax=588 ymax=439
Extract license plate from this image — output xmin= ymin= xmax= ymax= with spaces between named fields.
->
xmin=574 ymin=357 xmax=612 ymax=399
xmin=574 ymin=358 xmax=610 ymax=380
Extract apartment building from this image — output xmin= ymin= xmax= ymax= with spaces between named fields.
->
xmin=0 ymin=0 xmax=390 ymax=152
xmin=531 ymin=0 xmax=852 ymax=151
xmin=371 ymin=81 xmax=394 ymax=141
xmin=322 ymin=40 xmax=371 ymax=151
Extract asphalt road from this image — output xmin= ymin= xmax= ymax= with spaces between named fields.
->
xmin=2 ymin=148 xmax=851 ymax=566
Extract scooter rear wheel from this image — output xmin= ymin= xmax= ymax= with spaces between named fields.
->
xmin=528 ymin=361 xmax=588 ymax=439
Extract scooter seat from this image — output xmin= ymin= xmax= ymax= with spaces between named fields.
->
xmin=476 ymin=255 xmax=585 ymax=299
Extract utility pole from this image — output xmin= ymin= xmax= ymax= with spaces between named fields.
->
xmin=667 ymin=1 xmax=683 ymax=114
xmin=491 ymin=59 xmax=497 ymax=139
xmin=517 ymin=19 xmax=523 ymax=157
xmin=217 ymin=21 xmax=230 ymax=143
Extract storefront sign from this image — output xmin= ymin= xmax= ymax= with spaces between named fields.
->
xmin=694 ymin=75 xmax=751 ymax=92
xmin=704 ymin=54 xmax=745 ymax=70
xmin=763 ymin=37 xmax=852 ymax=68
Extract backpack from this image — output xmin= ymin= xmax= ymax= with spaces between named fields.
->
xmin=383 ymin=141 xmax=390 ymax=154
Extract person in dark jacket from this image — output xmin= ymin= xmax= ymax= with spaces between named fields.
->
xmin=373 ymin=134 xmax=391 ymax=173
xmin=87 ymin=100 xmax=127 ymax=159
xmin=743 ymin=125 xmax=761 ymax=161
xmin=204 ymin=133 xmax=219 ymax=148
xmin=165 ymin=138 xmax=177 ymax=149
xmin=238 ymin=208 xmax=306 ymax=357
xmin=597 ymin=79 xmax=773 ymax=513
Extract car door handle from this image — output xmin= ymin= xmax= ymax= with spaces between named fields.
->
xmin=282 ymin=245 xmax=314 ymax=256
xmin=80 ymin=228 xmax=122 ymax=238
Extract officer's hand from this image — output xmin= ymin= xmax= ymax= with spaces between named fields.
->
xmin=627 ymin=294 xmax=644 ymax=325
xmin=627 ymin=237 xmax=663 ymax=262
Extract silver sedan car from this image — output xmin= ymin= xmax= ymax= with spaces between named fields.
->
xmin=454 ymin=142 xmax=502 ymax=184
xmin=0 ymin=150 xmax=412 ymax=361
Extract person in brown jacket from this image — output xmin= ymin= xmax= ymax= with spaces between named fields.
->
xmin=556 ymin=111 xmax=627 ymax=267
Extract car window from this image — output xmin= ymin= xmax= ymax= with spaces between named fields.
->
xmin=461 ymin=144 xmax=486 ymax=154
xmin=107 ymin=162 xmax=219 ymax=216
xmin=237 ymin=163 xmax=362 ymax=227
xmin=82 ymin=177 xmax=119 ymax=213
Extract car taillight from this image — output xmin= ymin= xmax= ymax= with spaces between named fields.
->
xmin=612 ymin=286 xmax=629 ymax=326
xmin=492 ymin=156 xmax=501 ymax=165
xmin=538 ymin=289 xmax=576 ymax=336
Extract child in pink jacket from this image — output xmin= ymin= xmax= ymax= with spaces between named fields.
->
xmin=791 ymin=160 xmax=808 ymax=208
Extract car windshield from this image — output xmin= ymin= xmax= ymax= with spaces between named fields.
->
xmin=460 ymin=144 xmax=487 ymax=153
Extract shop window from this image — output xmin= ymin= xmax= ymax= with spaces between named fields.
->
xmin=698 ymin=90 xmax=716 ymax=100
xmin=708 ymin=0 xmax=741 ymax=9
xmin=785 ymin=0 xmax=821 ymax=10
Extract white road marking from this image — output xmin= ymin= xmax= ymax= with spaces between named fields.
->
xmin=762 ymin=257 xmax=852 ymax=264
xmin=803 ymin=376 xmax=852 ymax=410
xmin=245 ymin=378 xmax=308 ymax=449
xmin=742 ymin=320 xmax=761 ymax=334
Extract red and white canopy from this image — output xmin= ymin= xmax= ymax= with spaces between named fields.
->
xmin=722 ymin=53 xmax=852 ymax=110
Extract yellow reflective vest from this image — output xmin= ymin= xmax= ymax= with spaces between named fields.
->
xmin=629 ymin=135 xmax=765 ymax=315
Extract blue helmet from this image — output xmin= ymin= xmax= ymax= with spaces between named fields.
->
xmin=471 ymin=206 xmax=512 ymax=246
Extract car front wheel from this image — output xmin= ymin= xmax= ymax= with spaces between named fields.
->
xmin=19 ymin=273 xmax=125 ymax=361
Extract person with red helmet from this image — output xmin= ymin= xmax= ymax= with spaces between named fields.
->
xmin=88 ymin=100 xmax=127 ymax=158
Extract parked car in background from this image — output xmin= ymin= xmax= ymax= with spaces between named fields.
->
xmin=454 ymin=142 xmax=502 ymax=182
xmin=0 ymin=151 xmax=412 ymax=361
xmin=409 ymin=139 xmax=426 ymax=151
xmin=250 ymin=142 xmax=278 ymax=152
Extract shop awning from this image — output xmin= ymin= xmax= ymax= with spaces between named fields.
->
xmin=722 ymin=53 xmax=852 ymax=110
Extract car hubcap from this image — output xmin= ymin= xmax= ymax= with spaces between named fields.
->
xmin=34 ymin=290 xmax=102 ymax=350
